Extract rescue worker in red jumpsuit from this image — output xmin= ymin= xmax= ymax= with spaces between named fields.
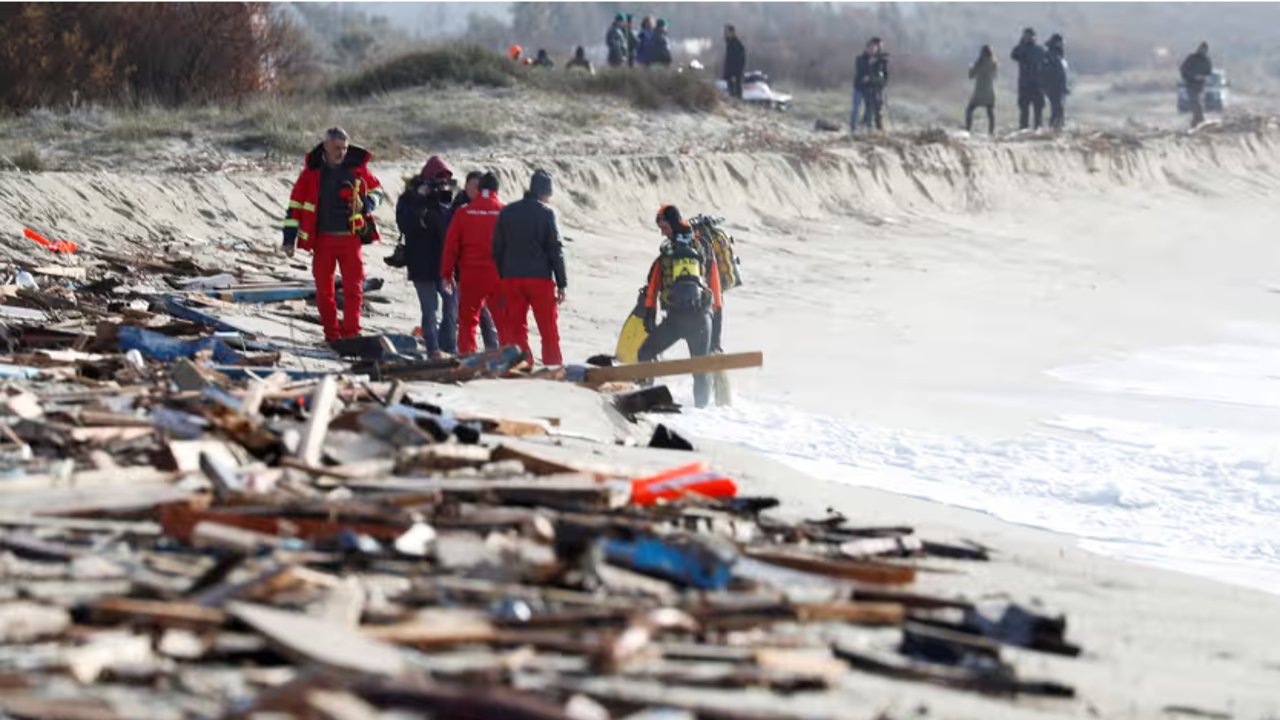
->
xmin=282 ymin=127 xmax=385 ymax=341
xmin=492 ymin=169 xmax=567 ymax=367
xmin=441 ymin=172 xmax=506 ymax=355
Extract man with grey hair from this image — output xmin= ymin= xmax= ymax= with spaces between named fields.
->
xmin=282 ymin=127 xmax=385 ymax=341
xmin=492 ymin=169 xmax=567 ymax=366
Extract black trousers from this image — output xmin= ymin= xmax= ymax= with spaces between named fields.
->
xmin=726 ymin=73 xmax=743 ymax=99
xmin=1188 ymin=87 xmax=1206 ymax=128
xmin=638 ymin=309 xmax=712 ymax=408
xmin=1047 ymin=92 xmax=1065 ymax=130
xmin=1017 ymin=87 xmax=1044 ymax=130
xmin=862 ymin=88 xmax=884 ymax=130
xmin=965 ymin=102 xmax=994 ymax=135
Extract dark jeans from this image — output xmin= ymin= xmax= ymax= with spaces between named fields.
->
xmin=412 ymin=281 xmax=498 ymax=354
xmin=1017 ymin=87 xmax=1044 ymax=130
xmin=1047 ymin=92 xmax=1065 ymax=130
xmin=1188 ymin=86 xmax=1206 ymax=128
xmin=861 ymin=88 xmax=884 ymax=130
xmin=966 ymin=102 xmax=995 ymax=135
xmin=638 ymin=309 xmax=712 ymax=408
xmin=726 ymin=73 xmax=743 ymax=99
xmin=413 ymin=280 xmax=457 ymax=355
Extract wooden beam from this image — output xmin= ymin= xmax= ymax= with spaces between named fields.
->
xmin=585 ymin=352 xmax=763 ymax=384
xmin=297 ymin=374 xmax=339 ymax=467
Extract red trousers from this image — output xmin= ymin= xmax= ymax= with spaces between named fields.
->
xmin=313 ymin=233 xmax=365 ymax=340
xmin=457 ymin=264 xmax=506 ymax=355
xmin=504 ymin=278 xmax=562 ymax=366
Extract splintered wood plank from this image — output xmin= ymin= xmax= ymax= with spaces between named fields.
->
xmin=228 ymin=601 xmax=407 ymax=678
xmin=297 ymin=375 xmax=339 ymax=467
xmin=584 ymin=351 xmax=763 ymax=384
xmin=745 ymin=548 xmax=916 ymax=585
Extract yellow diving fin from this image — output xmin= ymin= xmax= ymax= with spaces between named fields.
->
xmin=615 ymin=290 xmax=649 ymax=364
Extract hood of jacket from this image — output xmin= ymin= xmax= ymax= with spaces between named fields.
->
xmin=421 ymin=155 xmax=453 ymax=181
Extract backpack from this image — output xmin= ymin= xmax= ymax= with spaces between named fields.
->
xmin=660 ymin=236 xmax=712 ymax=311
xmin=689 ymin=214 xmax=743 ymax=291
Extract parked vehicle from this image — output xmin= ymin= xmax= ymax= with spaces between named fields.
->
xmin=715 ymin=70 xmax=792 ymax=111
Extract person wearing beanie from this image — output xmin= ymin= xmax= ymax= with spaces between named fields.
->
xmin=1041 ymin=33 xmax=1069 ymax=131
xmin=441 ymin=171 xmax=506 ymax=356
xmin=650 ymin=18 xmax=673 ymax=66
xmin=567 ymin=46 xmax=595 ymax=74
xmin=492 ymin=169 xmax=567 ymax=366
xmin=1181 ymin=41 xmax=1213 ymax=128
xmin=606 ymin=13 xmax=628 ymax=67
xmin=637 ymin=204 xmax=724 ymax=408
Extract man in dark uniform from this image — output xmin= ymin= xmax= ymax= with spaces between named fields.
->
xmin=1181 ymin=42 xmax=1213 ymax=129
xmin=1011 ymin=27 xmax=1047 ymax=130
xmin=639 ymin=205 xmax=724 ymax=409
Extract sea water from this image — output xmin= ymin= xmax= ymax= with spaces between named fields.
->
xmin=668 ymin=323 xmax=1280 ymax=595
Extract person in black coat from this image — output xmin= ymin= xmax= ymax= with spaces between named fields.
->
xmin=723 ymin=25 xmax=746 ymax=99
xmin=1041 ymin=34 xmax=1069 ymax=131
xmin=854 ymin=37 xmax=889 ymax=131
xmin=396 ymin=156 xmax=458 ymax=355
xmin=1011 ymin=27 xmax=1046 ymax=130
xmin=1181 ymin=42 xmax=1213 ymax=128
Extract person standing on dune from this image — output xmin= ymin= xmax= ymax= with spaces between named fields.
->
xmin=1181 ymin=42 xmax=1213 ymax=129
xmin=854 ymin=37 xmax=889 ymax=132
xmin=1042 ymin=34 xmax=1069 ymax=131
xmin=723 ymin=24 xmax=746 ymax=100
xmin=282 ymin=127 xmax=384 ymax=342
xmin=606 ymin=13 xmax=628 ymax=68
xmin=1011 ymin=27 xmax=1046 ymax=130
xmin=966 ymin=45 xmax=998 ymax=135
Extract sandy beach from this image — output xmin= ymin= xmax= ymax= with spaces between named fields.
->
xmin=3 ymin=106 xmax=1280 ymax=717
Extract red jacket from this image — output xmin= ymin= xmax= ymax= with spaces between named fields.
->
xmin=283 ymin=144 xmax=385 ymax=252
xmin=440 ymin=190 xmax=503 ymax=276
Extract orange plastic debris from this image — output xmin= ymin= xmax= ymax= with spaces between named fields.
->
xmin=24 ymin=227 xmax=77 ymax=253
xmin=630 ymin=462 xmax=738 ymax=506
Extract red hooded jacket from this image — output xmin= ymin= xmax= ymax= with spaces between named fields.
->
xmin=440 ymin=189 xmax=503 ymax=277
xmin=283 ymin=144 xmax=385 ymax=252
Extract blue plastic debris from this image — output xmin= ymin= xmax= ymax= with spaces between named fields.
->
xmin=117 ymin=326 xmax=244 ymax=365
xmin=602 ymin=535 xmax=737 ymax=591
xmin=0 ymin=364 xmax=40 ymax=380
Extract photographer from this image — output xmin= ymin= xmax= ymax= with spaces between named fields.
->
xmin=854 ymin=38 xmax=889 ymax=132
xmin=396 ymin=156 xmax=459 ymax=356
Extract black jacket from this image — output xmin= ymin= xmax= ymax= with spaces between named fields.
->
xmin=724 ymin=36 xmax=746 ymax=78
xmin=1041 ymin=49 xmax=1068 ymax=96
xmin=854 ymin=52 xmax=888 ymax=92
xmin=396 ymin=179 xmax=453 ymax=282
xmin=1181 ymin=52 xmax=1212 ymax=89
xmin=1011 ymin=40 xmax=1046 ymax=90
xmin=492 ymin=194 xmax=567 ymax=288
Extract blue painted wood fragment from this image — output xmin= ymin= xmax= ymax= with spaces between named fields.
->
xmin=161 ymin=297 xmax=249 ymax=334
xmin=602 ymin=536 xmax=736 ymax=590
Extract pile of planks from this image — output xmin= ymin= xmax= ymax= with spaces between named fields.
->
xmin=0 ymin=250 xmax=1082 ymax=719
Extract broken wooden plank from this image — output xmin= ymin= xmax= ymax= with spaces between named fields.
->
xmin=228 ymin=601 xmax=408 ymax=678
xmin=745 ymin=548 xmax=916 ymax=585
xmin=92 ymin=597 xmax=227 ymax=630
xmin=584 ymin=352 xmax=763 ymax=384
xmin=297 ymin=374 xmax=339 ymax=467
